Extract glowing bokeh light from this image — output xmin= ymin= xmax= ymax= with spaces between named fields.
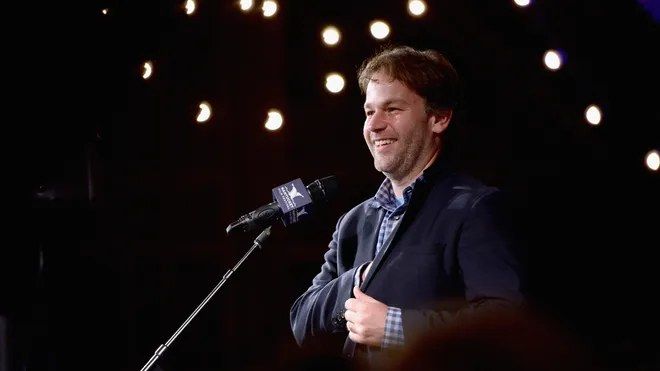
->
xmin=239 ymin=0 xmax=253 ymax=11
xmin=322 ymin=26 xmax=341 ymax=46
xmin=646 ymin=150 xmax=659 ymax=171
xmin=196 ymin=102 xmax=212 ymax=123
xmin=262 ymin=0 xmax=278 ymax=17
xmin=370 ymin=20 xmax=390 ymax=40
xmin=184 ymin=0 xmax=196 ymax=15
xmin=142 ymin=61 xmax=153 ymax=80
xmin=543 ymin=50 xmax=563 ymax=71
xmin=408 ymin=0 xmax=427 ymax=16
xmin=585 ymin=105 xmax=602 ymax=126
xmin=265 ymin=109 xmax=283 ymax=131
xmin=514 ymin=0 xmax=531 ymax=7
xmin=325 ymin=73 xmax=345 ymax=93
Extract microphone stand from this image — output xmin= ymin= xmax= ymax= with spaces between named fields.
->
xmin=138 ymin=226 xmax=273 ymax=371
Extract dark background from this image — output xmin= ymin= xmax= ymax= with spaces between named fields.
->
xmin=4 ymin=0 xmax=659 ymax=370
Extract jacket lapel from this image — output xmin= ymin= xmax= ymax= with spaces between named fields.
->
xmin=353 ymin=204 xmax=382 ymax=268
xmin=342 ymin=205 xmax=382 ymax=357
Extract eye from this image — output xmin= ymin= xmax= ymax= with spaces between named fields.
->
xmin=365 ymin=110 xmax=374 ymax=117
xmin=386 ymin=107 xmax=401 ymax=113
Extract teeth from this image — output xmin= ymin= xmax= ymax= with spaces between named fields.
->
xmin=375 ymin=139 xmax=395 ymax=146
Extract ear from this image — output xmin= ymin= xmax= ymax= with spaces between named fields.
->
xmin=429 ymin=109 xmax=452 ymax=134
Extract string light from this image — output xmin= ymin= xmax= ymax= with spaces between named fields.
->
xmin=239 ymin=0 xmax=253 ymax=11
xmin=262 ymin=0 xmax=278 ymax=17
xmin=370 ymin=20 xmax=390 ymax=40
xmin=322 ymin=26 xmax=341 ymax=46
xmin=513 ymin=0 xmax=531 ymax=7
xmin=543 ymin=49 xmax=563 ymax=71
xmin=142 ymin=61 xmax=153 ymax=80
xmin=265 ymin=109 xmax=283 ymax=131
xmin=585 ymin=104 xmax=602 ymax=126
xmin=325 ymin=73 xmax=345 ymax=93
xmin=646 ymin=150 xmax=659 ymax=171
xmin=184 ymin=0 xmax=196 ymax=15
xmin=408 ymin=0 xmax=427 ymax=17
xmin=101 ymin=8 xmax=109 ymax=15
xmin=196 ymin=102 xmax=212 ymax=123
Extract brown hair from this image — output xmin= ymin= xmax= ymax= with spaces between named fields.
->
xmin=357 ymin=46 xmax=460 ymax=112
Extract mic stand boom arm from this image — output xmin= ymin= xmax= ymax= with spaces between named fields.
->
xmin=138 ymin=226 xmax=273 ymax=371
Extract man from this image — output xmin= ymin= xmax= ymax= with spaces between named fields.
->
xmin=290 ymin=46 xmax=524 ymax=367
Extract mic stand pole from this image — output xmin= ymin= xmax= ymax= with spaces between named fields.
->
xmin=138 ymin=226 xmax=273 ymax=371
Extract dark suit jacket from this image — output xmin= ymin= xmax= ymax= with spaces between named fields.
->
xmin=290 ymin=159 xmax=524 ymax=365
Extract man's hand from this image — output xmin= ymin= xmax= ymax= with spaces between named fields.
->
xmin=344 ymin=286 xmax=387 ymax=346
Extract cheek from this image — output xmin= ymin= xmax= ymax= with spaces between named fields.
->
xmin=362 ymin=125 xmax=370 ymax=144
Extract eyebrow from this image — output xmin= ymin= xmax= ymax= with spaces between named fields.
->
xmin=364 ymin=99 xmax=409 ymax=110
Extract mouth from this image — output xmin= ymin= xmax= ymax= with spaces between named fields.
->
xmin=374 ymin=139 xmax=396 ymax=148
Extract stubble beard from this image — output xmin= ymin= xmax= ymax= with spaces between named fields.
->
xmin=372 ymin=135 xmax=425 ymax=182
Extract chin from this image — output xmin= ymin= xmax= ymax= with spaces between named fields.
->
xmin=374 ymin=162 xmax=396 ymax=175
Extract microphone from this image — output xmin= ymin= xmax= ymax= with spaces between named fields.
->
xmin=225 ymin=176 xmax=337 ymax=235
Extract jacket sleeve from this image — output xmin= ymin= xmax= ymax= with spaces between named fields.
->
xmin=402 ymin=189 xmax=525 ymax=342
xmin=290 ymin=214 xmax=358 ymax=346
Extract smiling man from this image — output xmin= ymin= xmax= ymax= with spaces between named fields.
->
xmin=290 ymin=46 xmax=524 ymax=368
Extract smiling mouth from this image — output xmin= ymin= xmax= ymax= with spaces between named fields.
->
xmin=374 ymin=139 xmax=396 ymax=147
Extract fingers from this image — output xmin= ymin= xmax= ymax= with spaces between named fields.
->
xmin=345 ymin=297 xmax=357 ymax=311
xmin=346 ymin=320 xmax=365 ymax=340
xmin=348 ymin=328 xmax=365 ymax=344
xmin=346 ymin=287 xmax=378 ymax=313
xmin=347 ymin=321 xmax=376 ymax=346
xmin=345 ymin=308 xmax=365 ymax=338
xmin=344 ymin=309 xmax=357 ymax=324
xmin=344 ymin=287 xmax=387 ymax=347
xmin=354 ymin=286 xmax=376 ymax=302
xmin=345 ymin=306 xmax=366 ymax=337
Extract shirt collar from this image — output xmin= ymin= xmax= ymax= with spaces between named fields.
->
xmin=369 ymin=176 xmax=419 ymax=211
xmin=368 ymin=154 xmax=450 ymax=210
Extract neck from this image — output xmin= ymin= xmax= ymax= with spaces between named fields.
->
xmin=389 ymin=149 xmax=439 ymax=197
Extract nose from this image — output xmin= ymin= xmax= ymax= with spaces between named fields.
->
xmin=365 ymin=110 xmax=387 ymax=132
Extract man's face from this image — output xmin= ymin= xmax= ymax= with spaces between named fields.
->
xmin=363 ymin=71 xmax=441 ymax=181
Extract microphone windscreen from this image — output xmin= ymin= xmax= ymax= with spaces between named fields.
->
xmin=307 ymin=176 xmax=338 ymax=203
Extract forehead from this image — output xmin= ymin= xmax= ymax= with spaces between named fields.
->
xmin=364 ymin=72 xmax=421 ymax=105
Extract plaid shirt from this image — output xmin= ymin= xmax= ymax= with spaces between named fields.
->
xmin=369 ymin=177 xmax=418 ymax=348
